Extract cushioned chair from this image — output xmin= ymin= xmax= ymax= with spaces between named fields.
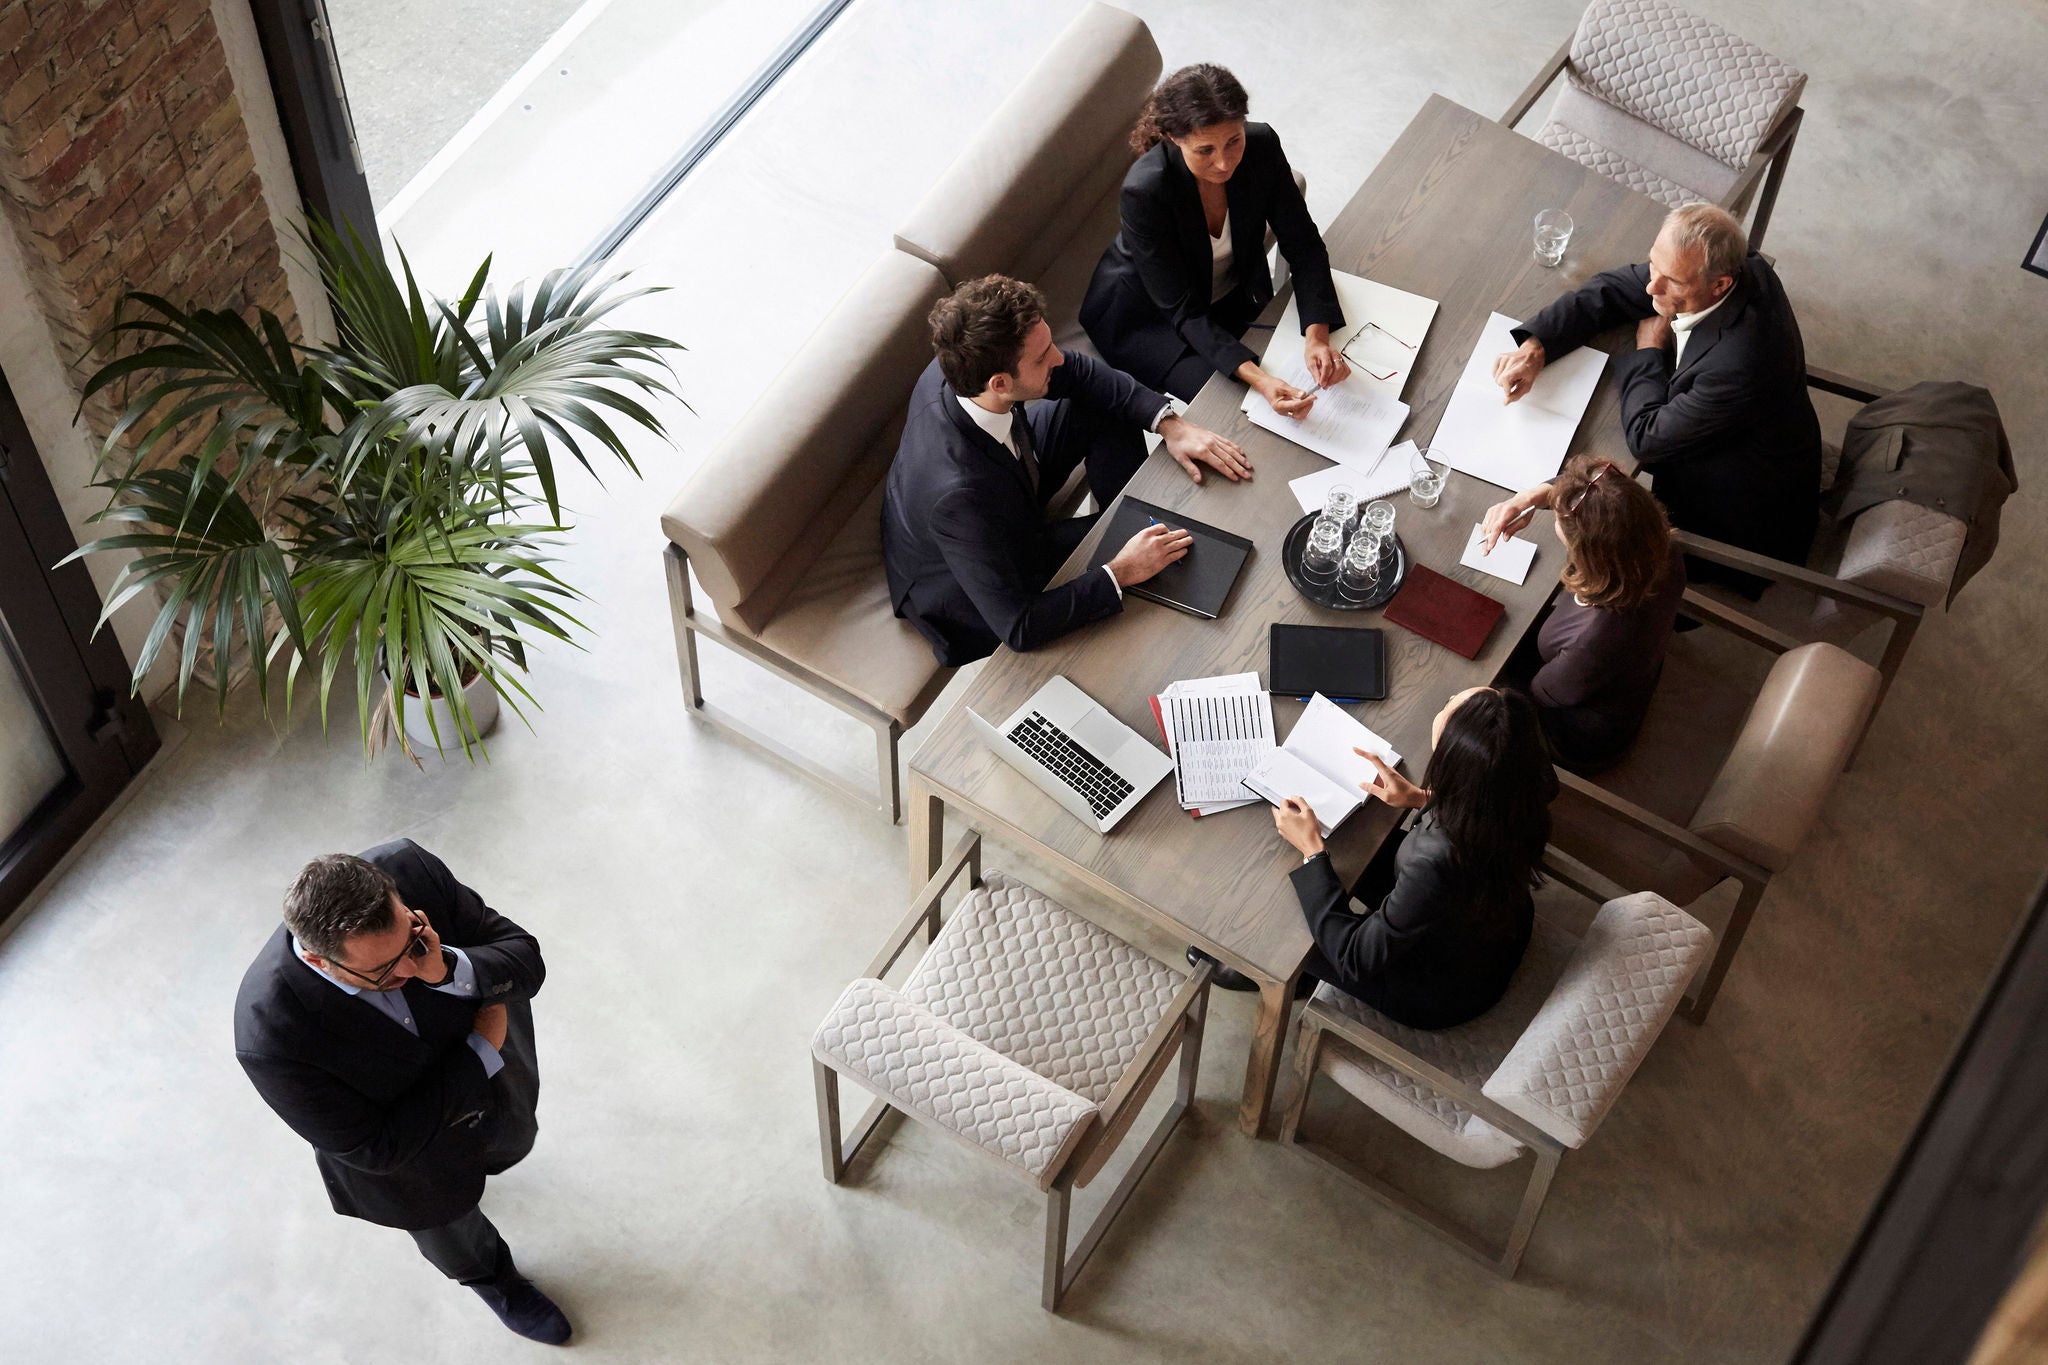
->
xmin=811 ymin=833 xmax=1212 ymax=1311
xmin=1279 ymin=849 xmax=1710 ymax=1277
xmin=1502 ymin=0 xmax=1806 ymax=249
xmin=661 ymin=251 xmax=954 ymax=821
xmin=1546 ymin=618 xmax=1880 ymax=1022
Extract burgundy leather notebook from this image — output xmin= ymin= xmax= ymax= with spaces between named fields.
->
xmin=1382 ymin=564 xmax=1505 ymax=660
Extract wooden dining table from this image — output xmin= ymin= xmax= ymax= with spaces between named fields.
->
xmin=903 ymin=94 xmax=1673 ymax=1136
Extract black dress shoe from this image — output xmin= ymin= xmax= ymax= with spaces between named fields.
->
xmin=472 ymin=1275 xmax=573 ymax=1345
xmin=1188 ymin=946 xmax=1257 ymax=991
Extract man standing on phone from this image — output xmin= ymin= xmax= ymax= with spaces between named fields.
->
xmin=233 ymin=840 xmax=568 ymax=1344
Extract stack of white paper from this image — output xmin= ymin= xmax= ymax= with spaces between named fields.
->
xmin=1247 ymin=352 xmax=1409 ymax=467
xmin=1260 ymin=270 xmax=1440 ymax=401
xmin=1241 ymin=695 xmax=1404 ymax=837
xmin=1428 ymin=311 xmax=1609 ymax=493
xmin=1156 ymin=672 xmax=1272 ymax=815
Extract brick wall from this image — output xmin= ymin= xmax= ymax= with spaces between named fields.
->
xmin=0 ymin=0 xmax=300 ymax=448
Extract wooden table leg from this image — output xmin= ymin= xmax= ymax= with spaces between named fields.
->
xmin=905 ymin=778 xmax=944 ymax=892
xmin=1239 ymin=973 xmax=1299 ymax=1137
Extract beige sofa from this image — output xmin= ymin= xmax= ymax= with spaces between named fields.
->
xmin=659 ymin=4 xmax=1162 ymax=821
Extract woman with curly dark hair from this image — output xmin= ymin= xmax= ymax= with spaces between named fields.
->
xmin=1263 ymin=686 xmax=1556 ymax=1028
xmin=1483 ymin=455 xmax=1689 ymax=770
xmin=1080 ymin=63 xmax=1347 ymax=408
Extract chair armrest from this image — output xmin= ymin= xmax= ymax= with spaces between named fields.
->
xmin=1502 ymin=41 xmax=1570 ymax=130
xmin=1671 ymin=530 xmax=1925 ymax=624
xmin=1303 ymin=997 xmax=1560 ymax=1153
xmin=1073 ymin=960 xmax=1211 ymax=1187
xmin=1539 ymin=844 xmax=1631 ymax=905
xmin=1556 ymin=770 xmax=1770 ymax=887
xmin=863 ymin=832 xmax=982 ymax=980
xmin=812 ymin=978 xmax=1098 ymax=1187
xmin=1725 ymin=105 xmax=1802 ymax=216
xmin=1806 ymin=364 xmax=1884 ymax=404
xmin=1679 ymin=588 xmax=1806 ymax=655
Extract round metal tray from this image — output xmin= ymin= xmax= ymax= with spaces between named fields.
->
xmin=1281 ymin=514 xmax=1407 ymax=610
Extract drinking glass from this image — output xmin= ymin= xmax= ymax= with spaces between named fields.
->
xmin=1300 ymin=520 xmax=1344 ymax=587
xmin=1321 ymin=485 xmax=1359 ymax=535
xmin=1408 ymin=447 xmax=1447 ymax=508
xmin=1336 ymin=532 xmax=1383 ymax=603
xmin=1534 ymin=209 xmax=1573 ymax=267
xmin=1361 ymin=499 xmax=1396 ymax=539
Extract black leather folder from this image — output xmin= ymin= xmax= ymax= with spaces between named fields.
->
xmin=1084 ymin=496 xmax=1253 ymax=620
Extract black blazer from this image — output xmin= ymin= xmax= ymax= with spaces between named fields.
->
xmin=1081 ymin=122 xmax=1343 ymax=389
xmin=233 ymin=840 xmax=545 ymax=1230
xmin=881 ymin=352 xmax=1164 ymax=666
xmin=1289 ymin=826 xmax=1532 ymax=1030
xmin=1514 ymin=252 xmax=1822 ymax=566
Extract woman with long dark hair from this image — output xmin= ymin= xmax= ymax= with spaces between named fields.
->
xmin=1483 ymin=455 xmax=1688 ymax=770
xmin=1272 ymin=687 xmax=1557 ymax=1029
xmin=1080 ymin=64 xmax=1348 ymax=408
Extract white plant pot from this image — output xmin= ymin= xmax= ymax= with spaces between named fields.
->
xmin=388 ymin=671 xmax=501 ymax=753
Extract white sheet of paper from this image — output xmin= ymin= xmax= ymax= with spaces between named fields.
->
xmin=1287 ymin=439 xmax=1419 ymax=514
xmin=1284 ymin=694 xmax=1403 ymax=794
xmin=1428 ymin=312 xmax=1608 ymax=492
xmin=1258 ymin=271 xmax=1440 ymax=400
xmin=1248 ymin=352 xmax=1409 ymax=466
xmin=1242 ymin=748 xmax=1359 ymax=838
xmin=1459 ymin=523 xmax=1539 ymax=585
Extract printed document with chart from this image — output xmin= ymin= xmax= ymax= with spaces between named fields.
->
xmin=1151 ymin=673 xmax=1273 ymax=815
xmin=1429 ymin=312 xmax=1608 ymax=491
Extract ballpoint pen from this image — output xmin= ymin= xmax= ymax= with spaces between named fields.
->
xmin=1297 ymin=696 xmax=1368 ymax=705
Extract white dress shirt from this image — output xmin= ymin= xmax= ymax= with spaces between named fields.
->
xmin=957 ymin=394 xmax=1127 ymax=598
xmin=1670 ymin=289 xmax=1731 ymax=369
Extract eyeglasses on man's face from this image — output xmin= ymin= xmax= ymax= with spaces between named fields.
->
xmin=333 ymin=909 xmax=429 ymax=990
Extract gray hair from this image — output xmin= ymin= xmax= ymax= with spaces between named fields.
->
xmin=285 ymin=854 xmax=397 ymax=960
xmin=1664 ymin=202 xmax=1748 ymax=282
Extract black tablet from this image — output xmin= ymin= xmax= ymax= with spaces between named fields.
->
xmin=1268 ymin=624 xmax=1387 ymax=701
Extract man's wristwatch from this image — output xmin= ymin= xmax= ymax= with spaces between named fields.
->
xmin=431 ymin=946 xmax=457 ymax=985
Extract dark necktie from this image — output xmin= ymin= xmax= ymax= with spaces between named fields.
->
xmin=1009 ymin=409 xmax=1041 ymax=497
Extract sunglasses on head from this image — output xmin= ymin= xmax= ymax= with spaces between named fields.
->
xmin=1559 ymin=463 xmax=1617 ymax=516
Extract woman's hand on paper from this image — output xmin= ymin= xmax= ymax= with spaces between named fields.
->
xmin=1479 ymin=483 xmax=1552 ymax=553
xmin=1359 ymin=750 xmax=1429 ymax=810
xmin=1303 ymin=327 xmax=1350 ymax=389
xmin=1273 ymin=798 xmax=1324 ymax=857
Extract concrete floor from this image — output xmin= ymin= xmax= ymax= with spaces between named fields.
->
xmin=5 ymin=0 xmax=2047 ymax=1360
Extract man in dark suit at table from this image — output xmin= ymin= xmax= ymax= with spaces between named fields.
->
xmin=883 ymin=274 xmax=1252 ymax=666
xmin=1492 ymin=202 xmax=1822 ymax=594
xmin=233 ymin=840 xmax=569 ymax=1345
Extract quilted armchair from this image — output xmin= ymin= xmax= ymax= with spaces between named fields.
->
xmin=1503 ymin=0 xmax=1806 ymax=248
xmin=810 ymin=833 xmax=1212 ymax=1311
xmin=1279 ymin=849 xmax=1710 ymax=1277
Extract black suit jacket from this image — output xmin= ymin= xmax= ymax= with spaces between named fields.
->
xmin=881 ymin=352 xmax=1164 ymax=666
xmin=234 ymin=840 xmax=545 ymax=1230
xmin=1514 ymin=252 xmax=1822 ymax=566
xmin=1082 ymin=122 xmax=1343 ymax=388
xmin=1289 ymin=826 xmax=1532 ymax=1030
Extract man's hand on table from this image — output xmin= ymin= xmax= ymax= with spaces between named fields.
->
xmin=1107 ymin=523 xmax=1193 ymax=587
xmin=1159 ymin=415 xmax=1252 ymax=484
xmin=1492 ymin=337 xmax=1546 ymax=403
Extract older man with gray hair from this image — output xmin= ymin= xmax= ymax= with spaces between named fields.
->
xmin=1493 ymin=202 xmax=1822 ymax=591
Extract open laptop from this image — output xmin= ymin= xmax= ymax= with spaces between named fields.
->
xmin=968 ymin=676 xmax=1172 ymax=832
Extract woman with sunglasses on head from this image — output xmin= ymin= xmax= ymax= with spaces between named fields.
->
xmin=1080 ymin=63 xmax=1347 ymax=414
xmin=1481 ymin=455 xmax=1689 ymax=772
xmin=1270 ymin=686 xmax=1557 ymax=1030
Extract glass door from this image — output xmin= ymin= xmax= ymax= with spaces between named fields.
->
xmin=0 ymin=367 xmax=158 ymax=925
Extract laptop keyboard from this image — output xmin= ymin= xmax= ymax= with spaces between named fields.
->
xmin=1008 ymin=712 xmax=1135 ymax=819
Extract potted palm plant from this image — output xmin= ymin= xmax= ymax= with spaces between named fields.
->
xmin=69 ymin=222 xmax=683 ymax=758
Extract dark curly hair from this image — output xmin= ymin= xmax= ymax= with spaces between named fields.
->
xmin=1130 ymin=63 xmax=1249 ymax=155
xmin=1421 ymin=687 xmax=1557 ymax=897
xmin=927 ymin=275 xmax=1047 ymax=396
